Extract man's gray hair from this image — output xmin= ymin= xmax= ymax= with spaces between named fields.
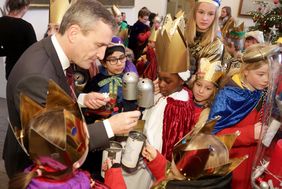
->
xmin=59 ymin=0 xmax=117 ymax=35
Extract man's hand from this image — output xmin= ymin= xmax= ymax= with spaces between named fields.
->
xmin=108 ymin=110 xmax=141 ymax=134
xmin=84 ymin=92 xmax=110 ymax=109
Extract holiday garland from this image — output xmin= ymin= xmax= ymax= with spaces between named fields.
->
xmin=248 ymin=0 xmax=282 ymax=42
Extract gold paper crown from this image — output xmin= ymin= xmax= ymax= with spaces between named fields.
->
xmin=175 ymin=9 xmax=184 ymax=18
xmin=12 ymin=80 xmax=89 ymax=168
xmin=169 ymin=116 xmax=247 ymax=180
xmin=242 ymin=44 xmax=280 ymax=64
xmin=111 ymin=4 xmax=122 ymax=17
xmin=155 ymin=14 xmax=189 ymax=73
xmin=49 ymin=0 xmax=70 ymax=24
xmin=276 ymin=37 xmax=282 ymax=44
xmin=197 ymin=58 xmax=224 ymax=85
xmin=229 ymin=22 xmax=245 ymax=39
xmin=148 ymin=27 xmax=159 ymax=42
xmin=117 ymin=29 xmax=128 ymax=41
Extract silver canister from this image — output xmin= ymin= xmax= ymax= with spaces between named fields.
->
xmin=137 ymin=78 xmax=154 ymax=108
xmin=122 ymin=72 xmax=139 ymax=100
xmin=101 ymin=141 xmax=123 ymax=177
xmin=122 ymin=131 xmax=147 ymax=169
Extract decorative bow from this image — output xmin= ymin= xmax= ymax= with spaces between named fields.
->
xmin=98 ymin=76 xmax=122 ymax=95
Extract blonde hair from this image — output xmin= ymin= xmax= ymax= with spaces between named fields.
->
xmin=220 ymin=59 xmax=268 ymax=88
xmin=239 ymin=60 xmax=268 ymax=79
xmin=186 ymin=2 xmax=219 ymax=47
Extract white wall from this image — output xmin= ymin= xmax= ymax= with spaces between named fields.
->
xmin=221 ymin=0 xmax=254 ymax=29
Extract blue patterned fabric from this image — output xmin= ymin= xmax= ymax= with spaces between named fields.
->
xmin=98 ymin=67 xmax=123 ymax=103
xmin=209 ymin=86 xmax=262 ymax=134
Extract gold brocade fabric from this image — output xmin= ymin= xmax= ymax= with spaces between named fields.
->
xmin=189 ymin=37 xmax=223 ymax=63
xmin=221 ymin=17 xmax=235 ymax=39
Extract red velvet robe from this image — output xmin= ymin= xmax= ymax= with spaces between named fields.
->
xmin=191 ymin=102 xmax=205 ymax=127
xmin=143 ymin=46 xmax=158 ymax=80
xmin=136 ymin=45 xmax=158 ymax=80
xmin=162 ymin=89 xmax=194 ymax=161
xmin=216 ymin=108 xmax=260 ymax=189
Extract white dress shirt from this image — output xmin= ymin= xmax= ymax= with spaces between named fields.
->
xmin=51 ymin=34 xmax=114 ymax=138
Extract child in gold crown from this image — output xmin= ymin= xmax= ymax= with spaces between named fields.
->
xmin=142 ymin=14 xmax=193 ymax=161
xmin=8 ymin=82 xmax=127 ymax=189
xmin=209 ymin=44 xmax=280 ymax=189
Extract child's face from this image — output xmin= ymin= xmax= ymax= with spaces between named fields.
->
xmin=244 ymin=38 xmax=259 ymax=49
xmin=196 ymin=2 xmax=217 ymax=32
xmin=139 ymin=16 xmax=149 ymax=25
xmin=47 ymin=23 xmax=60 ymax=36
xmin=148 ymin=40 xmax=155 ymax=48
xmin=115 ymin=15 xmax=122 ymax=24
xmin=153 ymin=17 xmax=161 ymax=30
xmin=104 ymin=51 xmax=126 ymax=75
xmin=244 ymin=64 xmax=269 ymax=90
xmin=192 ymin=79 xmax=215 ymax=105
xmin=220 ymin=8 xmax=227 ymax=18
xmin=158 ymin=72 xmax=183 ymax=96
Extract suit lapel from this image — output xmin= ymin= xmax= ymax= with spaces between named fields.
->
xmin=41 ymin=37 xmax=72 ymax=96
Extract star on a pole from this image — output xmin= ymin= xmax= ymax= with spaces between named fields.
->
xmin=270 ymin=25 xmax=278 ymax=35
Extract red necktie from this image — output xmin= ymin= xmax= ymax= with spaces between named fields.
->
xmin=66 ymin=66 xmax=77 ymax=100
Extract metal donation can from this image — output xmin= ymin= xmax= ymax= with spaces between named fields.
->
xmin=101 ymin=141 xmax=122 ymax=177
xmin=137 ymin=78 xmax=154 ymax=108
xmin=122 ymin=72 xmax=139 ymax=100
xmin=122 ymin=131 xmax=147 ymax=170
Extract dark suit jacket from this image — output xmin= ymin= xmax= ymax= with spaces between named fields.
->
xmin=3 ymin=36 xmax=110 ymax=178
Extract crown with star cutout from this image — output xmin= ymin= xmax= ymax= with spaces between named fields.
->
xmin=10 ymin=80 xmax=89 ymax=170
xmin=197 ymin=58 xmax=224 ymax=85
xmin=168 ymin=116 xmax=247 ymax=181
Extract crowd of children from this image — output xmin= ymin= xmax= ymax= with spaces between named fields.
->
xmin=4 ymin=0 xmax=282 ymax=189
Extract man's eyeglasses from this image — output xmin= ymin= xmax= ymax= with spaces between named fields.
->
xmin=106 ymin=54 xmax=127 ymax=65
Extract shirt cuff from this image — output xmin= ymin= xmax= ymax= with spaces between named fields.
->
xmin=77 ymin=93 xmax=86 ymax=107
xmin=103 ymin=119 xmax=114 ymax=138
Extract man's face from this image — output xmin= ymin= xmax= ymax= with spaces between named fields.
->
xmin=70 ymin=21 xmax=114 ymax=69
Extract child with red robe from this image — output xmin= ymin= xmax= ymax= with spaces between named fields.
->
xmin=209 ymin=44 xmax=280 ymax=189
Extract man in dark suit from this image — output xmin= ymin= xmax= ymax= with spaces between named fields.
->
xmin=4 ymin=0 xmax=140 ymax=178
